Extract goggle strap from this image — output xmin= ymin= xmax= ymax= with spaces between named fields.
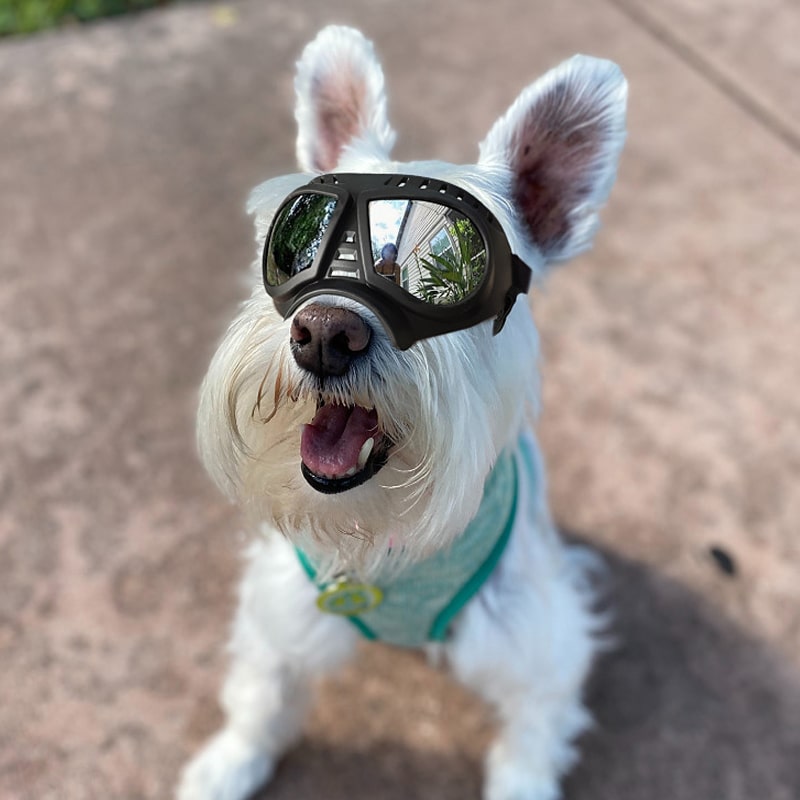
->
xmin=492 ymin=255 xmax=532 ymax=336
xmin=511 ymin=254 xmax=533 ymax=295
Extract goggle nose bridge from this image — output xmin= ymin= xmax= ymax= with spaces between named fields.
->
xmin=326 ymin=222 xmax=363 ymax=280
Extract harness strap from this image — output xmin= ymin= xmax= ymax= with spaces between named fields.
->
xmin=296 ymin=448 xmax=519 ymax=647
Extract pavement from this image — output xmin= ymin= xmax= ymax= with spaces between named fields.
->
xmin=2 ymin=1 xmax=799 ymax=798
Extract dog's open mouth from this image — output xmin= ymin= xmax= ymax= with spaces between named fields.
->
xmin=300 ymin=401 xmax=390 ymax=494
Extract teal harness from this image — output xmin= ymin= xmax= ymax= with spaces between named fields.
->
xmin=296 ymin=448 xmax=519 ymax=648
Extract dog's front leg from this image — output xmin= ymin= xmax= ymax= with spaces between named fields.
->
xmin=177 ymin=535 xmax=359 ymax=800
xmin=446 ymin=528 xmax=601 ymax=800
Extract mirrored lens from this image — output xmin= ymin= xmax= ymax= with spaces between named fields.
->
xmin=266 ymin=193 xmax=338 ymax=286
xmin=368 ymin=199 xmax=487 ymax=305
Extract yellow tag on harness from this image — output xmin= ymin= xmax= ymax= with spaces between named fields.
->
xmin=316 ymin=580 xmax=383 ymax=616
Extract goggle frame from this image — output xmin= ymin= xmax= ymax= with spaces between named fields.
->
xmin=262 ymin=173 xmax=531 ymax=350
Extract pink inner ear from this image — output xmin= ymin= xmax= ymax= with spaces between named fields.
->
xmin=512 ymin=85 xmax=603 ymax=256
xmin=311 ymin=72 xmax=368 ymax=172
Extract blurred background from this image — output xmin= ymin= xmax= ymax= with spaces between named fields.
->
xmin=1 ymin=1 xmax=799 ymax=798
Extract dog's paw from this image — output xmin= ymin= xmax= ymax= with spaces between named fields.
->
xmin=176 ymin=730 xmax=274 ymax=800
xmin=484 ymin=763 xmax=561 ymax=800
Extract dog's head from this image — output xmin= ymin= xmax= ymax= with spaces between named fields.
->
xmin=198 ymin=27 xmax=626 ymax=576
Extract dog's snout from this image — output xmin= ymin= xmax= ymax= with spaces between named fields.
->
xmin=290 ymin=303 xmax=371 ymax=377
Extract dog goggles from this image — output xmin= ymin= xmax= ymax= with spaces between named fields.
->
xmin=263 ymin=173 xmax=532 ymax=350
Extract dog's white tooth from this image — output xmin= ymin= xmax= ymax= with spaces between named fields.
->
xmin=343 ymin=466 xmax=357 ymax=477
xmin=357 ymin=437 xmax=375 ymax=469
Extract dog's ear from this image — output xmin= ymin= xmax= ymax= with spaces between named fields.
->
xmin=295 ymin=26 xmax=396 ymax=173
xmin=479 ymin=55 xmax=627 ymax=264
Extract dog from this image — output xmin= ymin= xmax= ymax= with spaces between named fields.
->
xmin=178 ymin=25 xmax=627 ymax=800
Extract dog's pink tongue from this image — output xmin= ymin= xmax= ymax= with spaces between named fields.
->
xmin=301 ymin=404 xmax=378 ymax=478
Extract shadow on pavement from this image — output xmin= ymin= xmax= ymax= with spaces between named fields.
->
xmin=253 ymin=538 xmax=800 ymax=800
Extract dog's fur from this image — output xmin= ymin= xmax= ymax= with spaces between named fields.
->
xmin=178 ymin=26 xmax=627 ymax=800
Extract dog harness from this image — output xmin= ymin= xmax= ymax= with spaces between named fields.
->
xmin=295 ymin=444 xmax=525 ymax=648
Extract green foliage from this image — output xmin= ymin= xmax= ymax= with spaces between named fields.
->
xmin=0 ymin=0 xmax=167 ymax=36
xmin=415 ymin=218 xmax=487 ymax=305
xmin=267 ymin=194 xmax=336 ymax=284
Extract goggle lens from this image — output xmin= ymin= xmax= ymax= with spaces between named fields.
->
xmin=265 ymin=194 xmax=338 ymax=286
xmin=368 ymin=200 xmax=487 ymax=305
xmin=266 ymin=193 xmax=488 ymax=307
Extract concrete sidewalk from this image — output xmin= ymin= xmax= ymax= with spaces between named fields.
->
xmin=1 ymin=1 xmax=799 ymax=798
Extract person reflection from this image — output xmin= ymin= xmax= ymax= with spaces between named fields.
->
xmin=374 ymin=243 xmax=400 ymax=284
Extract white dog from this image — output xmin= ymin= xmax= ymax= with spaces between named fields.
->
xmin=178 ymin=25 xmax=627 ymax=800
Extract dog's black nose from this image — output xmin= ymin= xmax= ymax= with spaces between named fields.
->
xmin=290 ymin=303 xmax=371 ymax=377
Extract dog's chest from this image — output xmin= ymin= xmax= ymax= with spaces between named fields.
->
xmin=296 ymin=446 xmax=526 ymax=648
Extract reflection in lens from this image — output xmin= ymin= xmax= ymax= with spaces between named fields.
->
xmin=368 ymin=200 xmax=486 ymax=304
xmin=266 ymin=194 xmax=338 ymax=286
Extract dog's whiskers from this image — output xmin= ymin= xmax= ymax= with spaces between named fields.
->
xmin=252 ymin=351 xmax=297 ymax=424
